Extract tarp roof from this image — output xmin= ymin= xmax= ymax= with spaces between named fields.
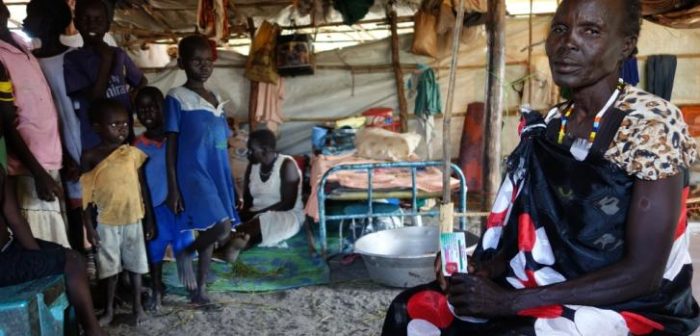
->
xmin=7 ymin=0 xmax=559 ymax=52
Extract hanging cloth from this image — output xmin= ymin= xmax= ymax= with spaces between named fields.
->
xmin=409 ymin=64 xmax=442 ymax=117
xmin=333 ymin=0 xmax=374 ymax=25
xmin=408 ymin=64 xmax=441 ymax=160
xmin=253 ymin=78 xmax=285 ymax=134
xmin=620 ymin=57 xmax=640 ymax=86
xmin=646 ymin=55 xmax=677 ymax=101
xmin=197 ymin=0 xmax=230 ymax=42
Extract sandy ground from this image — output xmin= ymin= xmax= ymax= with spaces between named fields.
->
xmin=103 ymin=258 xmax=402 ymax=336
xmin=102 ymin=232 xmax=700 ymax=336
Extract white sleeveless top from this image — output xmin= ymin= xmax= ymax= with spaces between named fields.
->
xmin=249 ymin=154 xmax=303 ymax=212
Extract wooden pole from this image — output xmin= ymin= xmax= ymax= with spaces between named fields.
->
xmin=442 ymin=0 xmax=466 ymax=204
xmin=246 ymin=17 xmax=259 ymax=131
xmin=527 ymin=0 xmax=533 ymax=104
xmin=387 ymin=1 xmax=409 ymax=133
xmin=483 ymin=0 xmax=506 ymax=209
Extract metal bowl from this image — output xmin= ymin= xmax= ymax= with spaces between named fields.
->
xmin=354 ymin=226 xmax=478 ymax=288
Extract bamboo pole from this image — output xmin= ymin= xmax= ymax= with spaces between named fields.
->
xmin=483 ymin=0 xmax=506 ymax=209
xmin=442 ymin=0 xmax=466 ymax=206
xmin=246 ymin=17 xmax=259 ymax=130
xmin=387 ymin=2 xmax=410 ymax=133
xmin=439 ymin=0 xmax=465 ymax=236
xmin=527 ymin=0 xmax=533 ymax=104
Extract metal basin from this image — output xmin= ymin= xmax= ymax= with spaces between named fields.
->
xmin=354 ymin=226 xmax=478 ymax=288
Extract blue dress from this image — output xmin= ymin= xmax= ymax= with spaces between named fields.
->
xmin=134 ymin=135 xmax=194 ymax=262
xmin=164 ymin=86 xmax=240 ymax=231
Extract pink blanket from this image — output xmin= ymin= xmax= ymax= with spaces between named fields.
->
xmin=304 ymin=153 xmax=460 ymax=222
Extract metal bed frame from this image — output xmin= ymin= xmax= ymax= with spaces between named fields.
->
xmin=316 ymin=160 xmax=468 ymax=255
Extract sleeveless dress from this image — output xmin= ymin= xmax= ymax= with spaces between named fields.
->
xmin=249 ymin=154 xmax=304 ymax=247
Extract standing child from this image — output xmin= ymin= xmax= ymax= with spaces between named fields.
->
xmin=81 ymin=98 xmax=154 ymax=326
xmin=64 ymin=0 xmax=146 ymax=150
xmin=134 ymin=86 xmax=195 ymax=310
xmin=0 ymin=1 xmax=67 ymax=247
xmin=23 ymin=0 xmax=84 ymax=250
xmin=165 ymin=35 xmax=240 ymax=304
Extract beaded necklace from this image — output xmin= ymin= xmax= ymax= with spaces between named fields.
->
xmin=557 ymin=79 xmax=626 ymax=145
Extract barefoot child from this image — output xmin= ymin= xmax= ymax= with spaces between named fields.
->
xmin=134 ymin=87 xmax=195 ymax=310
xmin=81 ymin=98 xmax=154 ymax=325
xmin=165 ymin=35 xmax=240 ymax=304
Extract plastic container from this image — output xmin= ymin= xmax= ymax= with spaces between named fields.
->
xmin=362 ymin=107 xmax=400 ymax=131
xmin=0 ymin=275 xmax=74 ymax=336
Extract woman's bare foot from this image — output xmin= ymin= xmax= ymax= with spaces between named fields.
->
xmin=98 ymin=309 xmax=113 ymax=327
xmin=176 ymin=253 xmax=197 ymax=291
xmin=133 ymin=307 xmax=147 ymax=326
xmin=145 ymin=291 xmax=162 ymax=312
xmin=190 ymin=290 xmax=211 ymax=305
xmin=223 ymin=233 xmax=250 ymax=264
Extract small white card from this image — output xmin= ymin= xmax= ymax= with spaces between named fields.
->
xmin=440 ymin=232 xmax=469 ymax=276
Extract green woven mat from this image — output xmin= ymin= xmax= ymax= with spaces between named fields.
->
xmin=162 ymin=232 xmax=341 ymax=293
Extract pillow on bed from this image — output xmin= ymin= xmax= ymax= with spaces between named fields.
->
xmin=355 ymin=127 xmax=422 ymax=161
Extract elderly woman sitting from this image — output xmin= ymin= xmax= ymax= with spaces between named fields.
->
xmin=381 ymin=0 xmax=700 ymax=335
xmin=223 ymin=129 xmax=304 ymax=262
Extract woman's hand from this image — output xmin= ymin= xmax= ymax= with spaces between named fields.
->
xmin=143 ymin=218 xmax=156 ymax=241
xmin=447 ymin=273 xmax=516 ymax=317
xmin=166 ymin=188 xmax=184 ymax=214
xmin=85 ymin=225 xmax=100 ymax=248
xmin=468 ymin=253 xmax=508 ymax=280
xmin=61 ymin=156 xmax=81 ymax=182
xmin=434 ymin=253 xmax=448 ymax=292
xmin=34 ymin=170 xmax=62 ymax=202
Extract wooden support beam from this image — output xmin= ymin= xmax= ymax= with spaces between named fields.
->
xmin=387 ymin=3 xmax=409 ymax=133
xmin=483 ymin=0 xmax=506 ymax=209
xmin=279 ymin=16 xmax=415 ymax=31
xmin=246 ymin=17 xmax=259 ymax=130
xmin=139 ymin=60 xmax=530 ymax=74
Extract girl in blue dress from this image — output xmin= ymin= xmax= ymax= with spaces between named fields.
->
xmin=164 ymin=35 xmax=240 ymax=304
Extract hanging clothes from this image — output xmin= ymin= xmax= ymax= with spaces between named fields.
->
xmin=646 ymin=54 xmax=677 ymax=101
xmin=416 ymin=116 xmax=435 ymax=160
xmin=254 ymin=78 xmax=285 ymax=134
xmin=411 ymin=64 xmax=442 ymax=117
xmin=409 ymin=64 xmax=442 ymax=160
xmin=197 ymin=0 xmax=230 ymax=42
xmin=620 ymin=57 xmax=640 ymax=86
xmin=333 ymin=0 xmax=374 ymax=25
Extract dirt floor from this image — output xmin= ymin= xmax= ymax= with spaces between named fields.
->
xmin=103 ymin=257 xmax=402 ymax=336
xmin=103 ymin=231 xmax=700 ymax=336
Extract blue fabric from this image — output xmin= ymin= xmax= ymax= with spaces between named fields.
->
xmin=133 ymin=136 xmax=168 ymax=207
xmin=147 ymin=205 xmax=194 ymax=264
xmin=164 ymin=88 xmax=240 ymax=231
xmin=620 ymin=57 xmax=640 ymax=86
xmin=64 ymin=47 xmax=143 ymax=150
